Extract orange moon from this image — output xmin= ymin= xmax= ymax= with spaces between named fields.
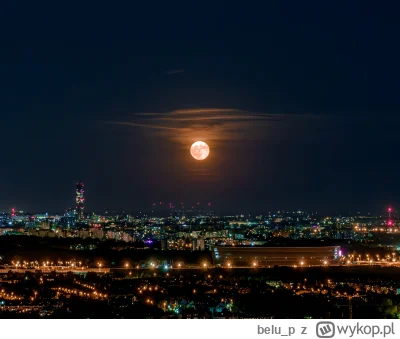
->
xmin=190 ymin=141 xmax=210 ymax=160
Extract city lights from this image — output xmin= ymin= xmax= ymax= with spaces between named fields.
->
xmin=1 ymin=187 xmax=400 ymax=321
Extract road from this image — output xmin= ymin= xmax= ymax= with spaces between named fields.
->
xmin=0 ymin=261 xmax=399 ymax=274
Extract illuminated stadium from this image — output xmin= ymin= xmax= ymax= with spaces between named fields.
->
xmin=211 ymin=246 xmax=341 ymax=267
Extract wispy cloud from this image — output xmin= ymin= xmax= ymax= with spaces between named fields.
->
xmin=135 ymin=108 xmax=319 ymax=120
xmin=107 ymin=121 xmax=187 ymax=131
xmin=108 ymin=108 xmax=321 ymax=146
xmin=170 ymin=108 xmax=236 ymax=115
xmin=156 ymin=115 xmax=278 ymax=122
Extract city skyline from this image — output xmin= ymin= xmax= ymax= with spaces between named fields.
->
xmin=1 ymin=176 xmax=399 ymax=217
xmin=1 ymin=181 xmax=399 ymax=216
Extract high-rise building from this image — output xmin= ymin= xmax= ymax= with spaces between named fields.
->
xmin=76 ymin=182 xmax=85 ymax=220
xmin=161 ymin=238 xmax=168 ymax=250
xmin=192 ymin=238 xmax=205 ymax=251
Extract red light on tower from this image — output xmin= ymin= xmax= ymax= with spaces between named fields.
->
xmin=388 ymin=220 xmax=393 ymax=226
xmin=388 ymin=207 xmax=392 ymax=213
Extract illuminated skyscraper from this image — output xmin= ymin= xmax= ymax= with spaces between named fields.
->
xmin=76 ymin=182 xmax=85 ymax=220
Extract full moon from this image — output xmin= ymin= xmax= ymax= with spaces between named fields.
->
xmin=190 ymin=141 xmax=210 ymax=160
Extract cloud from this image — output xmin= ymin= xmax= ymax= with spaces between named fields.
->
xmin=156 ymin=115 xmax=278 ymax=122
xmin=107 ymin=121 xmax=187 ymax=131
xmin=108 ymin=108 xmax=321 ymax=146
xmin=134 ymin=108 xmax=237 ymax=117
xmin=170 ymin=108 xmax=236 ymax=115
xmin=135 ymin=108 xmax=319 ymax=120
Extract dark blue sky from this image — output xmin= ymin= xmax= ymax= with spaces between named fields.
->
xmin=0 ymin=2 xmax=399 ymax=215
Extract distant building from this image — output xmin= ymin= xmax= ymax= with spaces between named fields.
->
xmin=0 ymin=213 xmax=11 ymax=225
xmin=161 ymin=239 xmax=168 ymax=250
xmin=39 ymin=220 xmax=51 ymax=230
xmin=192 ymin=238 xmax=205 ymax=251
xmin=211 ymin=245 xmax=341 ymax=267
xmin=63 ymin=208 xmax=77 ymax=227
xmin=75 ymin=182 xmax=85 ymax=220
xmin=90 ymin=227 xmax=104 ymax=240
xmin=167 ymin=238 xmax=190 ymax=250
xmin=77 ymin=230 xmax=90 ymax=239
xmin=0 ymin=227 xmax=25 ymax=235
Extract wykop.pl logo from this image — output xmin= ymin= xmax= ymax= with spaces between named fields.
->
xmin=316 ymin=322 xmax=335 ymax=338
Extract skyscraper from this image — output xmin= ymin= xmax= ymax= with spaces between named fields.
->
xmin=76 ymin=182 xmax=85 ymax=220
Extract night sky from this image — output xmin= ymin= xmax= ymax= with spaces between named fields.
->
xmin=1 ymin=2 xmax=399 ymax=215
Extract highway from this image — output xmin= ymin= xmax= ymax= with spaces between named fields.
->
xmin=0 ymin=261 xmax=399 ymax=274
xmin=0 ymin=268 xmax=110 ymax=274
